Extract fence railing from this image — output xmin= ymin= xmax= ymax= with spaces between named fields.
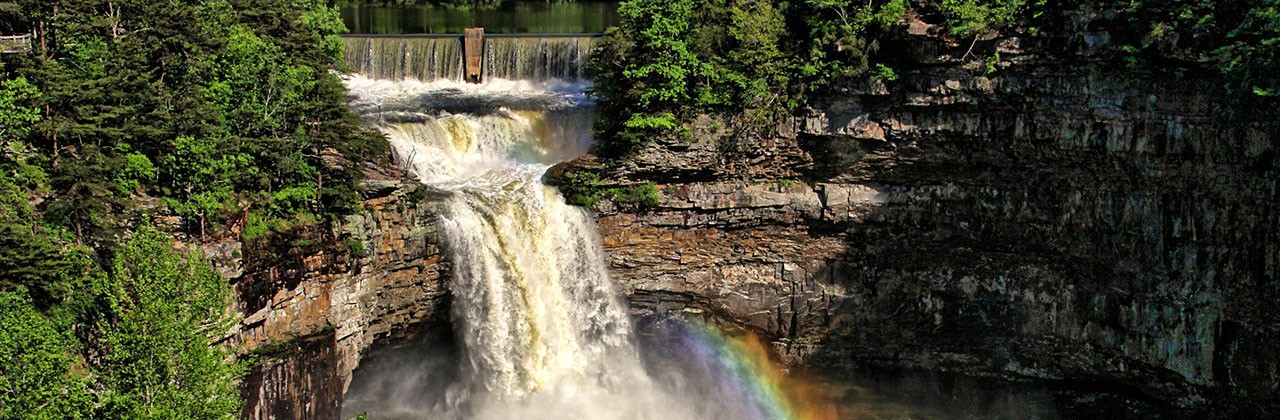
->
xmin=0 ymin=34 xmax=33 ymax=54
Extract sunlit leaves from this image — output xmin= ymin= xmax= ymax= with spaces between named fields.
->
xmin=1118 ymin=0 xmax=1280 ymax=97
xmin=0 ymin=77 xmax=40 ymax=144
xmin=0 ymin=293 xmax=92 ymax=419
xmin=95 ymin=224 xmax=242 ymax=419
xmin=938 ymin=0 xmax=1027 ymax=38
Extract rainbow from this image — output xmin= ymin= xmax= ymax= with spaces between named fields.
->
xmin=667 ymin=319 xmax=837 ymax=420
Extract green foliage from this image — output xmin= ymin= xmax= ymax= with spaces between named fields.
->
xmin=0 ymin=76 xmax=40 ymax=145
xmin=345 ymin=238 xmax=367 ymax=258
xmin=8 ymin=0 xmax=385 ymax=244
xmin=0 ymin=223 xmax=80 ymax=307
xmin=300 ymin=3 xmax=350 ymax=65
xmin=723 ymin=0 xmax=795 ymax=122
xmin=985 ymin=51 xmax=1002 ymax=73
xmin=557 ymin=170 xmax=662 ymax=210
xmin=624 ymin=112 xmax=680 ymax=131
xmin=0 ymin=292 xmax=92 ymax=419
xmin=875 ymin=63 xmax=899 ymax=82
xmin=1115 ymin=0 xmax=1280 ymax=97
xmin=611 ymin=181 xmax=662 ymax=208
xmin=588 ymin=0 xmax=1058 ymax=153
xmin=593 ymin=0 xmax=984 ymax=152
xmin=938 ymin=0 xmax=1027 ymax=38
xmin=94 ymin=224 xmax=242 ymax=419
xmin=205 ymin=24 xmax=317 ymax=136
xmin=558 ymin=170 xmax=607 ymax=207
xmin=590 ymin=0 xmax=797 ymax=152
xmin=589 ymin=0 xmax=703 ymax=150
xmin=1223 ymin=2 xmax=1280 ymax=96
xmin=240 ymin=211 xmax=275 ymax=243
xmin=241 ymin=210 xmax=320 ymax=243
xmin=44 ymin=146 xmax=127 ymax=245
xmin=0 ymin=0 xmax=386 ymax=415
xmin=0 ymin=88 xmax=86 ymax=308
xmin=161 ymin=136 xmax=255 ymax=236
xmin=619 ymin=0 xmax=701 ymax=103
xmin=796 ymin=0 xmax=907 ymax=87
xmin=0 ymin=77 xmax=44 ymax=223
xmin=115 ymin=151 xmax=158 ymax=195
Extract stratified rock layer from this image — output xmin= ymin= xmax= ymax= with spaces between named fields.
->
xmin=581 ymin=14 xmax=1278 ymax=414
xmin=216 ymin=181 xmax=450 ymax=419
xmin=228 ymin=6 xmax=1279 ymax=417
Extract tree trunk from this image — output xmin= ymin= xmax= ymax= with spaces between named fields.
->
xmin=37 ymin=2 xmax=47 ymax=57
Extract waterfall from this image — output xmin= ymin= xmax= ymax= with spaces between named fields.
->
xmin=484 ymin=36 xmax=596 ymax=82
xmin=343 ymin=76 xmax=698 ymax=419
xmin=342 ymin=35 xmax=595 ymax=83
xmin=341 ymin=58 xmax=826 ymax=417
xmin=343 ymin=36 xmax=465 ymax=82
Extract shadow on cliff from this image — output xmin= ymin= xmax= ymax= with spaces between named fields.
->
xmin=787 ymin=92 xmax=1279 ymax=418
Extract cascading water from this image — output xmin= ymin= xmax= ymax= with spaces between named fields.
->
xmin=341 ymin=41 xmax=835 ymax=420
xmin=342 ymin=35 xmax=596 ymax=83
xmin=344 ymin=36 xmax=465 ymax=82
xmin=484 ymin=36 xmax=595 ymax=82
xmin=343 ymin=76 xmax=688 ymax=419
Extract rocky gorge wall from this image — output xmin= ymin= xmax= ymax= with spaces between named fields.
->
xmin=211 ymin=178 xmax=451 ymax=419
xmin=222 ymin=7 xmax=1278 ymax=418
xmin=572 ymin=9 xmax=1279 ymax=415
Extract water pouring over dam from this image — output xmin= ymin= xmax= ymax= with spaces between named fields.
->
xmin=342 ymin=33 xmax=598 ymax=84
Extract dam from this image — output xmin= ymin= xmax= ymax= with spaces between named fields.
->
xmin=341 ymin=33 xmax=600 ymax=83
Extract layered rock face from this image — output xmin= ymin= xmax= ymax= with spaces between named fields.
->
xmin=212 ymin=181 xmax=450 ymax=419
xmin=226 ymin=8 xmax=1276 ymax=417
xmin=584 ymin=12 xmax=1279 ymax=413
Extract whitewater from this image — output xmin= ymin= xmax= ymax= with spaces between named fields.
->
xmin=344 ymin=75 xmax=718 ymax=419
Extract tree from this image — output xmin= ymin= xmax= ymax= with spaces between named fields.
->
xmin=591 ymin=0 xmax=799 ymax=150
xmin=93 ymin=225 xmax=242 ymax=419
xmin=589 ymin=0 xmax=706 ymax=149
xmin=9 ymin=0 xmax=384 ymax=243
xmin=0 ymin=76 xmax=40 ymax=146
xmin=161 ymin=136 xmax=255 ymax=238
xmin=1115 ymin=0 xmax=1280 ymax=97
xmin=938 ymin=0 xmax=1027 ymax=38
xmin=0 ymin=292 xmax=91 ymax=419
xmin=796 ymin=0 xmax=907 ymax=85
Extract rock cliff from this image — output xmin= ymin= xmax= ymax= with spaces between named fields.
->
xmin=228 ymin=6 xmax=1278 ymax=418
xmin=214 ymin=180 xmax=451 ymax=419
xmin=571 ymin=8 xmax=1279 ymax=415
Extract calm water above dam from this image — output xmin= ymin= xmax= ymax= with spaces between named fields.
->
xmin=340 ymin=1 xmax=620 ymax=34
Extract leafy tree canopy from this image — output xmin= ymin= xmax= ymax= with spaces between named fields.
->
xmin=94 ymin=225 xmax=242 ymax=419
xmin=0 ymin=0 xmax=386 ymax=417
xmin=5 ymin=0 xmax=386 ymax=245
xmin=589 ymin=0 xmax=1280 ymax=155
xmin=0 ymin=292 xmax=92 ymax=419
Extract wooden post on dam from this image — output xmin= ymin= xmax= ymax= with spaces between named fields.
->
xmin=464 ymin=27 xmax=484 ymax=83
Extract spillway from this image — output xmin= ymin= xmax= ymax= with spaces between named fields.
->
xmin=342 ymin=35 xmax=597 ymax=83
